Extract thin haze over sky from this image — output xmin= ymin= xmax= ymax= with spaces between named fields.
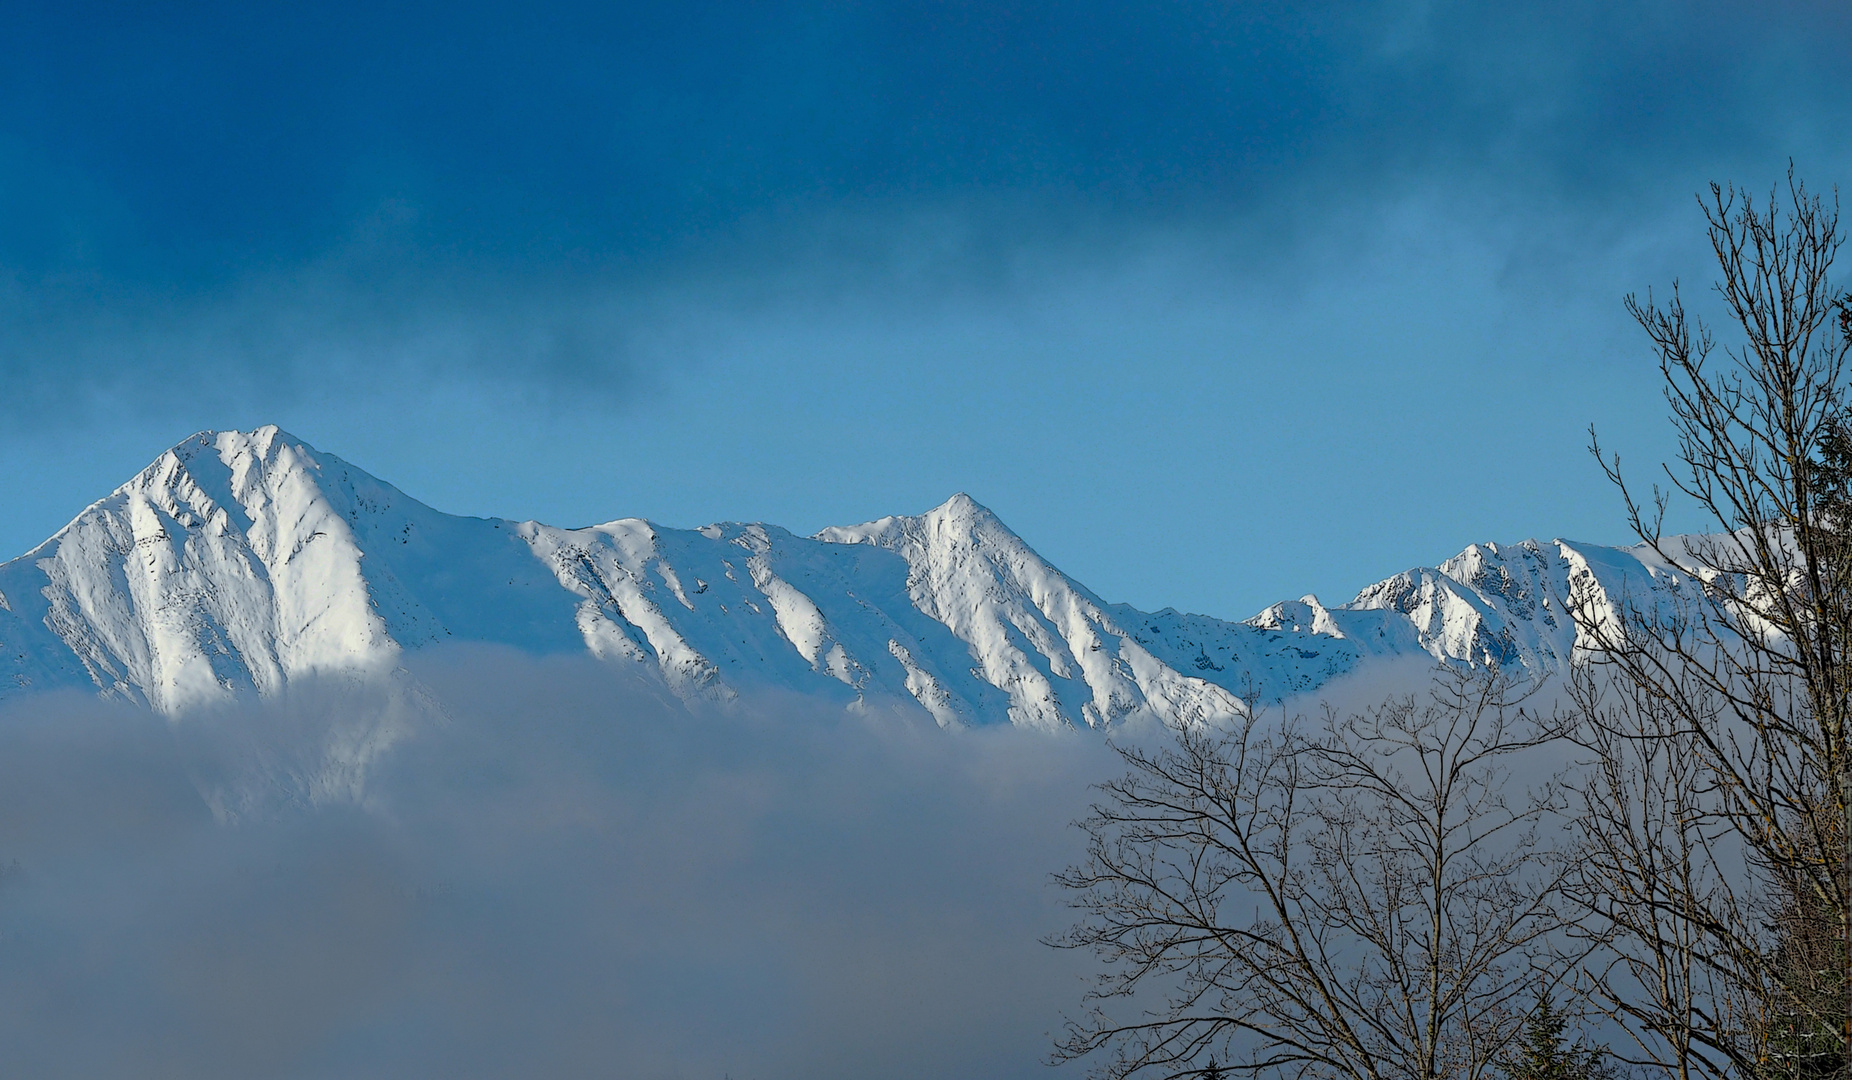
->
xmin=4 ymin=2 xmax=1852 ymax=617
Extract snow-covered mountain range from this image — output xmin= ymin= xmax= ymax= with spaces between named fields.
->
xmin=0 ymin=427 xmax=1694 ymax=729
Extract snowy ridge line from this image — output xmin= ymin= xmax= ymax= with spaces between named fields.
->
xmin=0 ymin=427 xmax=1693 ymax=728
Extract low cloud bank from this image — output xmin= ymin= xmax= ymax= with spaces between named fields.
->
xmin=0 ymin=648 xmax=1117 ymax=1080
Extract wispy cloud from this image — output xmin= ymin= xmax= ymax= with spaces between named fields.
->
xmin=1 ymin=2 xmax=1847 ymax=414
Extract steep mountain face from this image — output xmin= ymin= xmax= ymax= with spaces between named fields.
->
xmin=0 ymin=427 xmax=1696 ymax=727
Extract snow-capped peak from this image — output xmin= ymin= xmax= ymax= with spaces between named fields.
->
xmin=0 ymin=428 xmax=1700 ymax=730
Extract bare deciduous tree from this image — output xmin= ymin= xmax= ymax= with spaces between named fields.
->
xmin=1051 ymin=672 xmax=1571 ymax=1080
xmin=1573 ymin=169 xmax=1852 ymax=1080
xmin=1563 ymin=666 xmax=1769 ymax=1080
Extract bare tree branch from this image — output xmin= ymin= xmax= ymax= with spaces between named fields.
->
xmin=1577 ymin=168 xmax=1852 ymax=1080
xmin=1051 ymin=670 xmax=1574 ymax=1080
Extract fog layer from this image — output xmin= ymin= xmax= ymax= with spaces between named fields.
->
xmin=0 ymin=648 xmax=1116 ymax=1079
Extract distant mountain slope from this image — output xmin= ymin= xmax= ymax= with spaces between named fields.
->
xmin=0 ymin=427 xmax=1696 ymax=727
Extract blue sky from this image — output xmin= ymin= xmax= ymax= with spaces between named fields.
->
xmin=3 ymin=1 xmax=1850 ymax=618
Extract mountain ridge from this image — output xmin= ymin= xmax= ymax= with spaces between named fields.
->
xmin=0 ymin=426 xmax=1693 ymax=728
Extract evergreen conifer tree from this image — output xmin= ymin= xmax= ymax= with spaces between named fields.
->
xmin=1501 ymin=996 xmax=1606 ymax=1080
